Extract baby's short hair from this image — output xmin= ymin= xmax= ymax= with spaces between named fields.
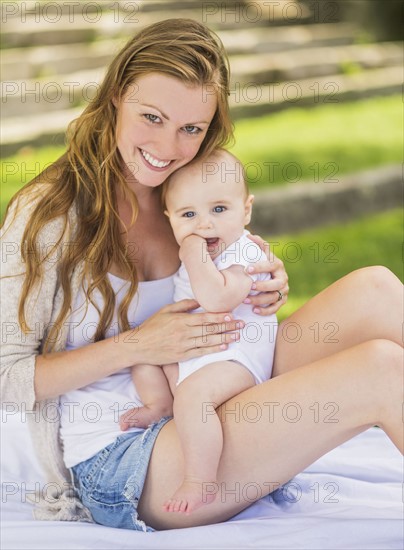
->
xmin=161 ymin=149 xmax=248 ymax=209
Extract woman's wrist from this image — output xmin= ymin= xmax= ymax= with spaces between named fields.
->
xmin=116 ymin=327 xmax=149 ymax=368
xmin=34 ymin=335 xmax=143 ymax=402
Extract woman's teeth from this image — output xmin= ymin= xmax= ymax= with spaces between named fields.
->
xmin=140 ymin=149 xmax=171 ymax=168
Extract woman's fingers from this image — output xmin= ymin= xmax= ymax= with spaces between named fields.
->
xmin=249 ymin=300 xmax=285 ymax=316
xmin=166 ymin=300 xmax=244 ymax=329
xmin=246 ymin=233 xmax=268 ymax=254
xmin=246 ymin=286 xmax=288 ymax=316
xmin=182 ymin=339 xmax=236 ymax=360
xmin=171 ymin=300 xmax=246 ymax=338
xmin=246 ymin=234 xmax=289 ymax=300
xmin=249 ymin=287 xmax=289 ymax=306
xmin=192 ymin=328 xmax=240 ymax=348
xmin=134 ymin=301 xmax=247 ymax=364
xmin=189 ymin=317 xmax=244 ymax=332
xmin=184 ymin=320 xmax=244 ymax=349
xmin=246 ymin=261 xmax=289 ymax=309
xmin=248 ymin=259 xmax=288 ymax=285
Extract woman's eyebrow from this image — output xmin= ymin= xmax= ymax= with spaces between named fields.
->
xmin=141 ymin=103 xmax=169 ymax=119
xmin=141 ymin=103 xmax=210 ymax=125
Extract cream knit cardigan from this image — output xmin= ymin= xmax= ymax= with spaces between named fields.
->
xmin=1 ymin=186 xmax=93 ymax=522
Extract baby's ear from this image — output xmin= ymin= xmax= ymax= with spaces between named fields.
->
xmin=244 ymin=194 xmax=254 ymax=224
xmin=164 ymin=210 xmax=170 ymax=218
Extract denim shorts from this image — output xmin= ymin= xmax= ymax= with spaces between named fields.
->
xmin=70 ymin=416 xmax=172 ymax=531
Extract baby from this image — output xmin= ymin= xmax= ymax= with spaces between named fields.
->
xmin=119 ymin=149 xmax=278 ymax=515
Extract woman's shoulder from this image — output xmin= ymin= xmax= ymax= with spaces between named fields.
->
xmin=1 ymin=182 xmax=77 ymax=240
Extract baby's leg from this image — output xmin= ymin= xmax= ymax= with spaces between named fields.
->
xmin=162 ymin=363 xmax=179 ymax=397
xmin=163 ymin=361 xmax=255 ymax=515
xmin=119 ymin=364 xmax=175 ymax=431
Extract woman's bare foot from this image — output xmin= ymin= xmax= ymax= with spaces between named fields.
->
xmin=163 ymin=477 xmax=218 ymax=515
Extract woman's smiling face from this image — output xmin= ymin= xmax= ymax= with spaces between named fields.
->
xmin=113 ymin=73 xmax=218 ymax=189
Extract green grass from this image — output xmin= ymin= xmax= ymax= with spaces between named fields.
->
xmin=1 ymin=145 xmax=64 ymax=220
xmin=271 ymin=208 xmax=403 ymax=321
xmin=1 ymin=95 xmax=402 ymax=218
xmin=230 ymin=95 xmax=402 ymax=189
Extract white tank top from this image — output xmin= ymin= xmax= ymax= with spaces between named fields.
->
xmin=60 ymin=272 xmax=175 ymax=468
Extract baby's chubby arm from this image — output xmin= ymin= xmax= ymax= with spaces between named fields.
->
xmin=180 ymin=234 xmax=252 ymax=313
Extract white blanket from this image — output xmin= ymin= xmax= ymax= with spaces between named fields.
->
xmin=1 ymin=414 xmax=402 ymax=549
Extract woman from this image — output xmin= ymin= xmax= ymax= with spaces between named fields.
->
xmin=1 ymin=18 xmax=402 ymax=532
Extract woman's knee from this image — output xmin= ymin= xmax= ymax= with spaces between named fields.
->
xmin=348 ymin=265 xmax=400 ymax=293
xmin=362 ymin=339 xmax=403 ymax=376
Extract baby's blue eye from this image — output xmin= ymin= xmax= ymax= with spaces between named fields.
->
xmin=213 ymin=206 xmax=226 ymax=213
xmin=183 ymin=211 xmax=195 ymax=218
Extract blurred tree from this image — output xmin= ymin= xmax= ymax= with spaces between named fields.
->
xmin=300 ymin=0 xmax=403 ymax=42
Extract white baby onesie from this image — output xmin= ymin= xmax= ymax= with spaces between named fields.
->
xmin=174 ymin=231 xmax=278 ymax=385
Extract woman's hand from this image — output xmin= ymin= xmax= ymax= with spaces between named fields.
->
xmin=119 ymin=299 xmax=244 ymax=366
xmin=246 ymin=233 xmax=289 ymax=315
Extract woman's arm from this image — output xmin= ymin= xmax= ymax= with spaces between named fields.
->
xmin=34 ymin=336 xmax=133 ymax=402
xmin=1 ymin=197 xmax=243 ymax=404
xmin=31 ymin=301 xmax=245 ymax=402
xmin=180 ymin=234 xmax=252 ymax=312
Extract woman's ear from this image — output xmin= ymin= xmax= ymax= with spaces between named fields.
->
xmin=244 ymin=194 xmax=254 ymax=224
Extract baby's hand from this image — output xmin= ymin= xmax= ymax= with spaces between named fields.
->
xmin=179 ymin=234 xmax=207 ymax=262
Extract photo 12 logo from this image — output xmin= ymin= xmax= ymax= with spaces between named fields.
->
xmin=201 ymin=2 xmax=340 ymax=24
xmin=1 ymin=2 xmax=142 ymax=24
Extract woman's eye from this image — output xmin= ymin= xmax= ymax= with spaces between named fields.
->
xmin=213 ymin=206 xmax=226 ymax=213
xmin=183 ymin=211 xmax=195 ymax=218
xmin=144 ymin=114 xmax=161 ymax=124
xmin=183 ymin=125 xmax=202 ymax=135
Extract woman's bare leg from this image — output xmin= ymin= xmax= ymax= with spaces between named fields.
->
xmin=138 ymin=339 xmax=403 ymax=530
xmin=273 ymin=266 xmax=403 ymax=376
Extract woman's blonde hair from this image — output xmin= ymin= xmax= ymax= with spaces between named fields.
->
xmin=2 ymin=18 xmax=234 ymax=352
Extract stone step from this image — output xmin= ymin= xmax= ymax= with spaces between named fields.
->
xmin=231 ymin=41 xmax=403 ymax=84
xmin=250 ymin=164 xmax=402 ymax=235
xmin=2 ymin=40 xmax=120 ymax=82
xmin=229 ymin=66 xmax=403 ymax=120
xmin=2 ymin=41 xmax=401 ymax=119
xmin=1 ymin=66 xmax=108 ymax=119
xmin=1 ymin=106 xmax=83 ymax=157
xmin=219 ymin=22 xmax=358 ymax=55
xmin=1 ymin=1 xmax=310 ymax=49
xmin=1 ymin=66 xmax=401 ymax=157
xmin=1 ymin=22 xmax=358 ymax=81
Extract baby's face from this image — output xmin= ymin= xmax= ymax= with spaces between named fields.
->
xmin=165 ymin=156 xmax=253 ymax=259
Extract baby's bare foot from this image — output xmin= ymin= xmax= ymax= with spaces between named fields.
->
xmin=119 ymin=406 xmax=163 ymax=431
xmin=163 ymin=478 xmax=218 ymax=515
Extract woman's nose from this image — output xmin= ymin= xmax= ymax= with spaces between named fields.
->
xmin=158 ymin=128 xmax=183 ymax=160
